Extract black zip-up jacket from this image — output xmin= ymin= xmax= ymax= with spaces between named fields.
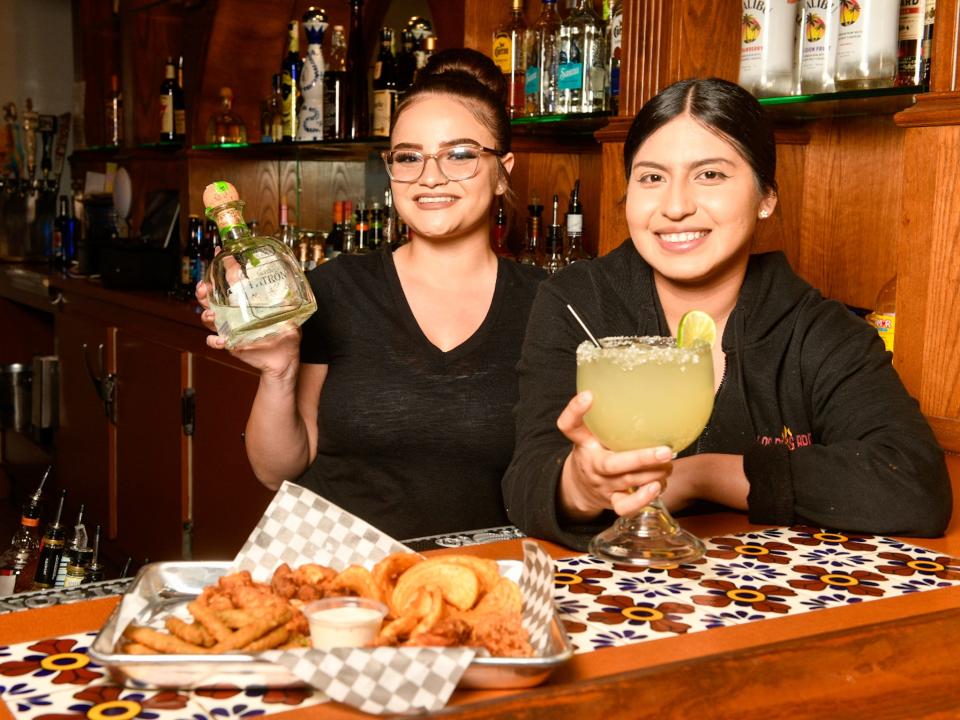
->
xmin=503 ymin=241 xmax=951 ymax=551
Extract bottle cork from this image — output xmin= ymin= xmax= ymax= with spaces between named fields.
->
xmin=203 ymin=180 xmax=239 ymax=211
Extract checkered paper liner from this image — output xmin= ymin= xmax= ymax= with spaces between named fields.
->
xmin=105 ymin=481 xmax=558 ymax=715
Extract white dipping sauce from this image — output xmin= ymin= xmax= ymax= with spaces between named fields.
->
xmin=306 ymin=599 xmax=387 ymax=650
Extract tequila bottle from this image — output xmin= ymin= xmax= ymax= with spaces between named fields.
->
xmin=203 ymin=181 xmax=317 ymax=348
xmin=298 ymin=8 xmax=328 ymax=141
xmin=526 ymin=0 xmax=562 ymax=115
xmin=558 ymin=0 xmax=607 ymax=114
xmin=493 ymin=0 xmax=527 ymax=118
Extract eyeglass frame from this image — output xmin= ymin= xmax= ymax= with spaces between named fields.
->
xmin=380 ymin=143 xmax=506 ymax=184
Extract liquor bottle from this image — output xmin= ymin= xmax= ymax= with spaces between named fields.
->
xmin=62 ymin=546 xmax=93 ymax=587
xmin=206 ymin=87 xmax=247 ymax=144
xmin=33 ymin=489 xmax=67 ymax=589
xmin=175 ymin=55 xmax=186 ymax=141
xmin=342 ymin=200 xmax=357 ymax=253
xmin=739 ymin=0 xmax=801 ymax=97
xmin=608 ymin=0 xmax=622 ymax=113
xmin=565 ymin=179 xmax=590 ymax=263
xmin=798 ymin=0 xmax=842 ymax=94
xmin=526 ymin=0 xmax=562 ymax=116
xmin=921 ymin=0 xmax=936 ymax=85
xmin=354 ymin=203 xmax=370 ymax=253
xmin=82 ymin=525 xmax=104 ymax=584
xmin=396 ymin=29 xmax=418 ymax=96
xmin=519 ymin=192 xmax=544 ymax=266
xmin=327 ymin=200 xmax=345 ymax=258
xmin=159 ymin=57 xmax=180 ymax=142
xmin=491 ymin=196 xmax=511 ymax=257
xmin=0 ymin=467 xmax=49 ymax=596
xmin=409 ymin=16 xmax=434 ymax=75
xmin=370 ymin=201 xmax=384 ymax=249
xmin=835 ymin=0 xmax=899 ymax=90
xmin=493 ymin=0 xmax=528 ymax=118
xmin=324 ymin=25 xmax=348 ymax=140
xmin=203 ymin=180 xmax=317 ymax=348
xmin=279 ymin=198 xmax=298 ymax=249
xmin=544 ymin=193 xmax=566 ymax=275
xmin=896 ymin=0 xmax=926 ymax=86
xmin=867 ymin=275 xmax=897 ymax=352
xmin=53 ymin=195 xmax=77 ymax=273
xmin=383 ymin=188 xmax=396 ymax=248
xmin=105 ymin=74 xmax=123 ymax=146
xmin=55 ymin=504 xmax=87 ymax=588
xmin=557 ymin=0 xmax=607 ymax=114
xmin=298 ymin=8 xmax=328 ymax=141
xmin=281 ymin=21 xmax=301 ymax=142
xmin=347 ymin=0 xmax=369 ymax=139
xmin=182 ymin=216 xmax=202 ymax=291
xmin=372 ymin=28 xmax=399 ymax=137
xmin=261 ymin=74 xmax=284 ymax=142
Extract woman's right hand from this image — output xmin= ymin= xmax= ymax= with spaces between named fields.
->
xmin=557 ymin=391 xmax=674 ymax=521
xmin=195 ymin=276 xmax=302 ymax=383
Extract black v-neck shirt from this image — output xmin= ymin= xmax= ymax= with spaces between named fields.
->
xmin=298 ymin=248 xmax=545 ymax=539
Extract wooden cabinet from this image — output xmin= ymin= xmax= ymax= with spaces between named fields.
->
xmin=114 ymin=329 xmax=186 ymax=564
xmin=191 ymin=354 xmax=275 ymax=561
xmin=48 ymin=279 xmax=279 ymax=564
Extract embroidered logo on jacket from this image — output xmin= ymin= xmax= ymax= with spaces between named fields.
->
xmin=757 ymin=425 xmax=812 ymax=451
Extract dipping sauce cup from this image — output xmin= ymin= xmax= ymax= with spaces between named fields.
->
xmin=305 ymin=597 xmax=388 ymax=650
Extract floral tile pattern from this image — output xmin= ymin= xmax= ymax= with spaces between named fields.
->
xmin=0 ymin=633 xmax=328 ymax=720
xmin=1 ymin=527 xmax=957 ymax=717
xmin=553 ymin=526 xmax=960 ymax=654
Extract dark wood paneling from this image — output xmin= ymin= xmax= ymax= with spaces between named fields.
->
xmin=114 ymin=330 xmax=184 ymax=563
xmin=191 ymin=354 xmax=275 ymax=561
xmin=0 ymin=298 xmax=53 ymax=364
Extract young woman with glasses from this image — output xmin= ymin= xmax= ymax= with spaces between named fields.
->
xmin=196 ymin=49 xmax=545 ymax=540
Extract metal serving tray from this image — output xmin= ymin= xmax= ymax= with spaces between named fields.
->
xmin=88 ymin=560 xmax=573 ymax=691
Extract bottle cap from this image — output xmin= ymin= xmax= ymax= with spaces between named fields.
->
xmin=203 ymin=181 xmax=239 ymax=210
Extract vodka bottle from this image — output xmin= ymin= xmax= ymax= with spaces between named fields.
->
xmin=525 ymin=0 xmax=562 ymax=115
xmin=298 ymin=8 xmax=328 ymax=141
xmin=835 ymin=0 xmax=899 ymax=90
xmin=558 ymin=0 xmax=608 ymax=114
xmin=203 ymin=181 xmax=317 ymax=348
xmin=799 ymin=0 xmax=842 ymax=93
xmin=739 ymin=0 xmax=800 ymax=97
xmin=494 ymin=0 xmax=528 ymax=118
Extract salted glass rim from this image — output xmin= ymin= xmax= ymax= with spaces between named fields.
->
xmin=576 ymin=335 xmax=710 ymax=367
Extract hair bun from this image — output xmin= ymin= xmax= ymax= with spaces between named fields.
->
xmin=418 ymin=48 xmax=507 ymax=104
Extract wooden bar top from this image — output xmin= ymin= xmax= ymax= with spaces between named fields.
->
xmin=2 ymin=455 xmax=958 ymax=719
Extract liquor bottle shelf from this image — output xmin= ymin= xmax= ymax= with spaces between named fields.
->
xmin=759 ymin=85 xmax=922 ymax=120
xmin=510 ymin=111 xmax=611 ymax=135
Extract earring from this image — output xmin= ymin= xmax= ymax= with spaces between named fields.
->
xmin=759 ymin=210 xmax=770 ymax=219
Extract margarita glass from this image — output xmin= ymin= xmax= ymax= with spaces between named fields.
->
xmin=576 ymin=336 xmax=714 ymax=565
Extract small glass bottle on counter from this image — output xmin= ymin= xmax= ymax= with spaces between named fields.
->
xmin=203 ymin=181 xmax=317 ymax=348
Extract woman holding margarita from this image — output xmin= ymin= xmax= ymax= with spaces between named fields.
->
xmin=503 ymin=78 xmax=951 ymax=551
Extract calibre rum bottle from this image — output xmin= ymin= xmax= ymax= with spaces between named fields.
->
xmin=739 ymin=0 xmax=800 ymax=97
xmin=203 ymin=181 xmax=317 ymax=348
xmin=799 ymin=0 xmax=842 ymax=93
xmin=835 ymin=0 xmax=899 ymax=90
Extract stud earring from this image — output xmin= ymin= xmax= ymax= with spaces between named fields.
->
xmin=759 ymin=210 xmax=770 ymax=219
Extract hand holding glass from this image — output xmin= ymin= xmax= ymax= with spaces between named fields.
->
xmin=576 ymin=336 xmax=714 ymax=565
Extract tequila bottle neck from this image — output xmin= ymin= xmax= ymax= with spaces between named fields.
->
xmin=207 ymin=200 xmax=252 ymax=246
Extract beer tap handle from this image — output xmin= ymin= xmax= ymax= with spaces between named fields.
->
xmin=53 ymin=112 xmax=71 ymax=186
xmin=22 ymin=99 xmax=38 ymax=186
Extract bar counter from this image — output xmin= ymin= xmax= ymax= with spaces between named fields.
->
xmin=1 ymin=455 xmax=957 ymax=719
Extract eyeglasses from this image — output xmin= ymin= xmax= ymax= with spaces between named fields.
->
xmin=381 ymin=143 xmax=504 ymax=183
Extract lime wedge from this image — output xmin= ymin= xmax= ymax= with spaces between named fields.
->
xmin=677 ymin=310 xmax=717 ymax=348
